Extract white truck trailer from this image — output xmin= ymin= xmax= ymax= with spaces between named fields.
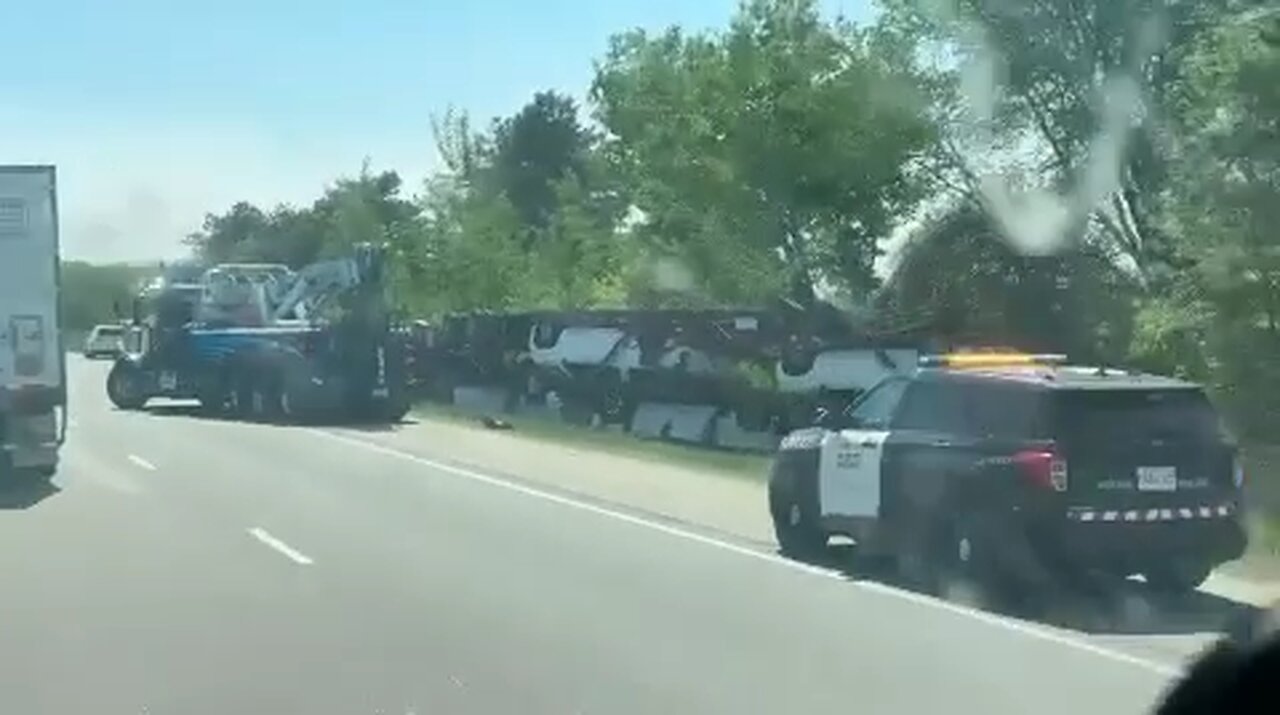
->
xmin=0 ymin=166 xmax=65 ymax=478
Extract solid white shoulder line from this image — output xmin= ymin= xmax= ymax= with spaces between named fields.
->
xmin=306 ymin=428 xmax=1180 ymax=679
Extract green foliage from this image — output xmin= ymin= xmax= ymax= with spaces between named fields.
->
xmin=876 ymin=202 xmax=1137 ymax=360
xmin=168 ymin=0 xmax=1280 ymax=441
xmin=61 ymin=261 xmax=150 ymax=332
xmin=592 ymin=0 xmax=936 ymax=305
xmin=490 ymin=91 xmax=594 ymax=230
xmin=1148 ymin=9 xmax=1280 ymax=436
xmin=881 ymin=0 xmax=1253 ymax=280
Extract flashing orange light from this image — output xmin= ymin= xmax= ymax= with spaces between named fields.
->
xmin=918 ymin=353 xmax=1068 ymax=369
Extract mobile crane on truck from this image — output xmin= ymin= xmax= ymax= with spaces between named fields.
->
xmin=0 ymin=166 xmax=66 ymax=479
xmin=106 ymin=243 xmax=411 ymax=423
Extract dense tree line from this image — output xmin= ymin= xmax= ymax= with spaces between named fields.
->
xmin=61 ymin=261 xmax=149 ymax=333
xmin=179 ymin=0 xmax=1278 ymax=436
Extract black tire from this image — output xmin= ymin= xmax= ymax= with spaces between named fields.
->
xmin=893 ymin=512 xmax=979 ymax=597
xmin=106 ymin=362 xmax=148 ymax=410
xmin=769 ymin=467 xmax=827 ymax=558
xmin=226 ymin=371 xmax=255 ymax=420
xmin=197 ymin=386 xmax=226 ymax=415
xmin=598 ymin=382 xmax=631 ymax=426
xmin=277 ymin=380 xmax=304 ymax=423
xmin=933 ymin=516 xmax=991 ymax=607
xmin=1144 ymin=562 xmax=1211 ymax=596
xmin=780 ymin=340 xmax=817 ymax=377
xmin=249 ymin=376 xmax=280 ymax=423
xmin=381 ymin=394 xmax=411 ymax=423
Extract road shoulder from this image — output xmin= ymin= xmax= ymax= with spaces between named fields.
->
xmin=342 ymin=412 xmax=1280 ymax=608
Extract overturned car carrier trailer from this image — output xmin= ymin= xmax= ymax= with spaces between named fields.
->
xmin=407 ymin=306 xmax=930 ymax=451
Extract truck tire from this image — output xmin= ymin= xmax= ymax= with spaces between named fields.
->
xmin=197 ymin=387 xmax=226 ymax=415
xmin=106 ymin=362 xmax=148 ymax=410
xmin=249 ymin=377 xmax=279 ymax=423
xmin=382 ymin=394 xmax=411 ymax=423
xmin=1144 ymin=562 xmax=1211 ymax=596
xmin=768 ymin=465 xmax=827 ymax=558
xmin=226 ymin=370 xmax=255 ymax=420
xmin=276 ymin=380 xmax=299 ymax=423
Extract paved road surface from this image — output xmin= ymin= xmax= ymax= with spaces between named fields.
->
xmin=0 ymin=357 xmax=1195 ymax=713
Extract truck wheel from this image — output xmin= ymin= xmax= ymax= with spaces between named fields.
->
xmin=381 ymin=395 xmax=411 ymax=423
xmin=107 ymin=362 xmax=148 ymax=410
xmin=197 ymin=387 xmax=226 ymax=415
xmin=768 ymin=468 xmax=827 ymax=558
xmin=227 ymin=372 xmax=255 ymax=420
xmin=276 ymin=382 xmax=299 ymax=423
xmin=1144 ymin=562 xmax=1211 ymax=596
xmin=249 ymin=379 xmax=277 ymax=422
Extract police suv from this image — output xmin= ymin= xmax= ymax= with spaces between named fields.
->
xmin=768 ymin=353 xmax=1247 ymax=596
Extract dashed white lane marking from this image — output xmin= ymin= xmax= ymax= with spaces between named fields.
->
xmin=127 ymin=454 xmax=156 ymax=471
xmin=248 ymin=527 xmax=314 ymax=565
xmin=307 ymin=429 xmax=1182 ymax=679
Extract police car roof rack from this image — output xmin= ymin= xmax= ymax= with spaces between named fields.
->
xmin=918 ymin=352 xmax=1069 ymax=369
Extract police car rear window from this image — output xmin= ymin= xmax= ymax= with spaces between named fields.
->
xmin=1053 ymin=389 xmax=1221 ymax=444
xmin=893 ymin=381 xmax=1049 ymax=438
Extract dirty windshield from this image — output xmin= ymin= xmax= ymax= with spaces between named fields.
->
xmin=5 ymin=0 xmax=1278 ymax=713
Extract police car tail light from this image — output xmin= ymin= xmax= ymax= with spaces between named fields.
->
xmin=1014 ymin=449 xmax=1069 ymax=492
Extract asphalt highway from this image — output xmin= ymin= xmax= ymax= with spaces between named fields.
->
xmin=0 ymin=357 xmax=1198 ymax=713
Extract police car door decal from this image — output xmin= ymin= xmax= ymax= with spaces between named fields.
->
xmin=818 ymin=428 xmax=889 ymax=518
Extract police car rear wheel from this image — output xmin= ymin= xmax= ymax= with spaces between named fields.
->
xmin=770 ymin=484 xmax=826 ymax=558
xmin=938 ymin=526 xmax=986 ymax=608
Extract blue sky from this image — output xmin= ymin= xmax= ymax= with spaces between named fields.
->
xmin=5 ymin=0 xmax=873 ymax=262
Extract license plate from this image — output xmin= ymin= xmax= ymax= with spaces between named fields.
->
xmin=1136 ymin=466 xmax=1177 ymax=492
xmin=159 ymin=371 xmax=178 ymax=391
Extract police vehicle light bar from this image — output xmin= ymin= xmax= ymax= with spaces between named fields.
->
xmin=919 ymin=353 xmax=1068 ymax=369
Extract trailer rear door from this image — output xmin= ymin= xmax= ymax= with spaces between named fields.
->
xmin=0 ymin=166 xmax=64 ymax=404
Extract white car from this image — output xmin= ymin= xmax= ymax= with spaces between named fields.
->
xmin=84 ymin=324 xmax=125 ymax=359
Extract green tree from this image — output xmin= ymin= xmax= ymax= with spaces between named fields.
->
xmin=490 ymin=91 xmax=594 ymax=230
xmin=592 ymin=0 xmax=936 ymax=306
xmin=876 ymin=202 xmax=1136 ymax=359
xmin=880 ymin=0 xmax=1262 ymax=284
xmin=61 ymin=261 xmax=150 ymax=332
xmin=1142 ymin=9 xmax=1280 ymax=434
xmin=184 ymin=201 xmax=270 ymax=265
xmin=183 ymin=167 xmax=418 ymax=271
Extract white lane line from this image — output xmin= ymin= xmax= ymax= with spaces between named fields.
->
xmin=307 ymin=429 xmax=1182 ymax=679
xmin=248 ymin=527 xmax=314 ymax=565
xmin=127 ymin=454 xmax=157 ymax=471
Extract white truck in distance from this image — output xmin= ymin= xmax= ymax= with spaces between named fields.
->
xmin=0 ymin=166 xmax=65 ymax=478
